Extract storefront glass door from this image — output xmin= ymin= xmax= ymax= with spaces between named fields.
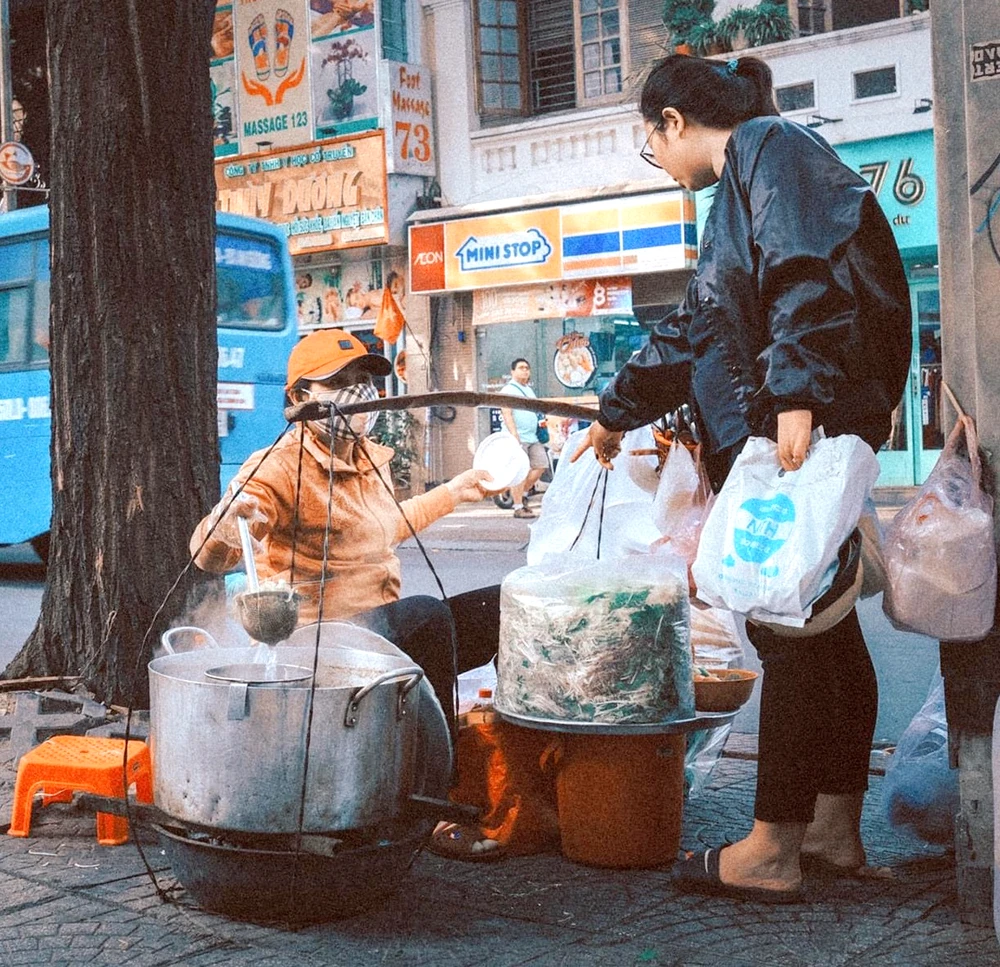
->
xmin=877 ymin=277 xmax=943 ymax=487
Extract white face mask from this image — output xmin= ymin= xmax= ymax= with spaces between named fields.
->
xmin=305 ymin=381 xmax=380 ymax=443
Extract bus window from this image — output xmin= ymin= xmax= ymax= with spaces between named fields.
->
xmin=33 ymin=239 xmax=50 ymax=359
xmin=216 ymin=232 xmax=286 ymax=331
xmin=0 ymin=287 xmax=31 ymax=367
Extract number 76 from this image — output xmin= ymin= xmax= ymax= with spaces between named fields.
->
xmin=859 ymin=159 xmax=925 ymax=206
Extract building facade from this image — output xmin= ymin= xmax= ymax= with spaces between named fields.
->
xmin=407 ymin=3 xmax=937 ymax=491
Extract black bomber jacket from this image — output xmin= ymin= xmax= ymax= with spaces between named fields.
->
xmin=600 ymin=116 xmax=912 ymax=476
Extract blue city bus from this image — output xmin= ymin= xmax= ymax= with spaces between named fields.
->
xmin=0 ymin=205 xmax=299 ymax=557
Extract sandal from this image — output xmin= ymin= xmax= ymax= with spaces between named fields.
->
xmin=671 ymin=848 xmax=807 ymax=904
xmin=426 ymin=823 xmax=506 ymax=863
xmin=800 ymin=853 xmax=895 ymax=880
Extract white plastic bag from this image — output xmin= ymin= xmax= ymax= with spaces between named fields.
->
xmin=691 ymin=431 xmax=880 ymax=626
xmin=527 ymin=427 xmax=660 ymax=564
xmin=883 ymin=415 xmax=996 ymax=641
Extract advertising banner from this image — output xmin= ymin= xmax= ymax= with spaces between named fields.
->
xmin=232 ymin=0 xmax=313 ymax=155
xmin=409 ymin=190 xmax=695 ymax=293
xmin=472 ymin=277 xmax=632 ymax=325
xmin=836 ymin=130 xmax=937 ymax=251
xmin=310 ymin=2 xmax=380 ymax=138
xmin=215 ymin=132 xmax=388 ymax=255
xmin=211 ymin=5 xmax=240 ymax=158
xmin=444 ymin=208 xmax=562 ymax=291
xmin=382 ymin=61 xmax=436 ymax=176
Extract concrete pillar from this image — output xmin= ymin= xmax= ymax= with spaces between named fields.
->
xmin=930 ymin=0 xmax=1000 ymax=927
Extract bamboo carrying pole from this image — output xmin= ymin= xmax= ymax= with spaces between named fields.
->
xmin=285 ymin=391 xmax=602 ymax=425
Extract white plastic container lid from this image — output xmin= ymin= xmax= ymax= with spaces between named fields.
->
xmin=473 ymin=433 xmax=530 ymax=494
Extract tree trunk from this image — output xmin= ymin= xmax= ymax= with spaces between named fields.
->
xmin=3 ymin=0 xmax=221 ymax=707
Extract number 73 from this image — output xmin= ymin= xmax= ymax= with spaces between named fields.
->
xmin=395 ymin=122 xmax=432 ymax=163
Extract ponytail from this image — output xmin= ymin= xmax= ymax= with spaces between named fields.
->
xmin=640 ymin=55 xmax=778 ymax=129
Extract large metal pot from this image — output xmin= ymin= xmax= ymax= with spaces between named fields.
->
xmin=148 ymin=636 xmax=423 ymax=834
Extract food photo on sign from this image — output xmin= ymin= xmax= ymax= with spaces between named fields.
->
xmin=553 ymin=331 xmax=597 ymax=389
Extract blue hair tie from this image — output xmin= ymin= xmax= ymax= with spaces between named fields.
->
xmin=727 ymin=59 xmax=739 ymax=75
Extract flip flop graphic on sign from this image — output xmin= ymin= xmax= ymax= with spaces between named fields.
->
xmin=731 ymin=494 xmax=795 ymax=565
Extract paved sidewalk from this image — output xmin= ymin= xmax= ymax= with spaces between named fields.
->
xmin=0 ymin=716 xmax=996 ymax=967
xmin=4 ymin=484 xmax=979 ymax=966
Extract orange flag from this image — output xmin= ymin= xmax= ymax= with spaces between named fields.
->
xmin=374 ymin=287 xmax=406 ymax=344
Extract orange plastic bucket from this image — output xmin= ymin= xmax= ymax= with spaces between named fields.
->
xmin=553 ymin=732 xmax=685 ymax=869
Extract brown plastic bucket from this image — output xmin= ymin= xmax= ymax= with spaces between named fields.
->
xmin=554 ymin=732 xmax=685 ymax=868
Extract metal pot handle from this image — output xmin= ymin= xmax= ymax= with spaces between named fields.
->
xmin=160 ymin=626 xmax=220 ymax=655
xmin=344 ymin=666 xmax=424 ymax=728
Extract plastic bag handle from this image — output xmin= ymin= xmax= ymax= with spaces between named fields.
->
xmin=943 ymin=415 xmax=981 ymax=487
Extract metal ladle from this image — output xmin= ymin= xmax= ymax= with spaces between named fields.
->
xmin=235 ymin=516 xmax=300 ymax=646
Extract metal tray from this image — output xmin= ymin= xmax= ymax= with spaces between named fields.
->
xmin=497 ymin=709 xmax=736 ymax=735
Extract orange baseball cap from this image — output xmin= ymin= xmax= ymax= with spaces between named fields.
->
xmin=285 ymin=328 xmax=392 ymax=391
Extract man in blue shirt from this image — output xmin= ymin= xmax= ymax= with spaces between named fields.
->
xmin=499 ymin=358 xmax=548 ymax=518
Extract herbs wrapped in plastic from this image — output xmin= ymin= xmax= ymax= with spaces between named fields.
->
xmin=496 ymin=555 xmax=694 ymax=724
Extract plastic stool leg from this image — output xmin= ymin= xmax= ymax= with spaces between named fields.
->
xmin=95 ymin=811 xmax=130 ymax=847
xmin=7 ymin=779 xmax=38 ymax=838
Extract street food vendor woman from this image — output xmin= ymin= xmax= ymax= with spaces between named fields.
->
xmin=189 ymin=328 xmax=499 ymax=722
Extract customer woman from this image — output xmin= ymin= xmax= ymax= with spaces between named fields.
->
xmin=574 ymin=55 xmax=911 ymax=900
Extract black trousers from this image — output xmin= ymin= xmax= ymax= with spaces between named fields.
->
xmin=351 ymin=586 xmax=501 ymax=724
xmin=746 ymin=608 xmax=878 ymax=824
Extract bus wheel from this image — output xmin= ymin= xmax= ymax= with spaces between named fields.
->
xmin=30 ymin=533 xmax=50 ymax=565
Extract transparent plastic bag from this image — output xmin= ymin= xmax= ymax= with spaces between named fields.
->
xmin=690 ymin=603 xmax=745 ymax=669
xmin=496 ymin=554 xmax=694 ymax=725
xmin=858 ymin=497 xmax=888 ymax=600
xmin=651 ymin=440 xmax=714 ymax=575
xmin=883 ymin=415 xmax=997 ymax=641
xmin=883 ymin=667 xmax=958 ymax=844
xmin=684 ymin=723 xmax=732 ymax=799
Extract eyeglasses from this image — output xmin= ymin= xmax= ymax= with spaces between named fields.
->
xmin=639 ymin=123 xmax=663 ymax=169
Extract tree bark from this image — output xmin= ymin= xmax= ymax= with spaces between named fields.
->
xmin=3 ymin=0 xmax=221 ymax=706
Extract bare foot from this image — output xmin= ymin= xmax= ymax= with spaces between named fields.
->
xmin=718 ymin=835 xmax=803 ymax=893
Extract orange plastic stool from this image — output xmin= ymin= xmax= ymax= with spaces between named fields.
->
xmin=8 ymin=735 xmax=153 ymax=845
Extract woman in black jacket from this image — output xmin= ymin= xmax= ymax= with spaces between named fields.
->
xmin=575 ymin=55 xmax=911 ymax=901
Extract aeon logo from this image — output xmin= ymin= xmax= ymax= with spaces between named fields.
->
xmin=455 ymin=228 xmax=553 ymax=272
xmin=414 ymin=250 xmax=443 ymax=265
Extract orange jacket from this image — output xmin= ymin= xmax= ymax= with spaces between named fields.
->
xmin=191 ymin=427 xmax=455 ymax=624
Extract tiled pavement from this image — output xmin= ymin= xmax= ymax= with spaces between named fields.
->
xmin=0 ymin=733 xmax=995 ymax=967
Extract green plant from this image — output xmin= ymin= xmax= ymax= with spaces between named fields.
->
xmin=662 ymin=0 xmax=715 ymax=47
xmin=685 ymin=18 xmax=726 ymax=55
xmin=718 ymin=3 xmax=793 ymax=49
xmin=327 ymin=78 xmax=367 ymax=120
xmin=373 ymin=410 xmax=419 ymax=491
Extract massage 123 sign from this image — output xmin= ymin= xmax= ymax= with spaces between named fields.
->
xmin=232 ymin=0 xmax=313 ymax=155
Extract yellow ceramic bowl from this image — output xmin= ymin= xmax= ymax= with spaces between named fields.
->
xmin=693 ymin=668 xmax=759 ymax=713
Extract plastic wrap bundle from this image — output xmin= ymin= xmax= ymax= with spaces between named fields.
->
xmin=496 ymin=554 xmax=694 ymax=724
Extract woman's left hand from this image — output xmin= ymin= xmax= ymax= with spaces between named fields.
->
xmin=777 ymin=409 xmax=813 ymax=471
xmin=446 ymin=468 xmax=493 ymax=504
